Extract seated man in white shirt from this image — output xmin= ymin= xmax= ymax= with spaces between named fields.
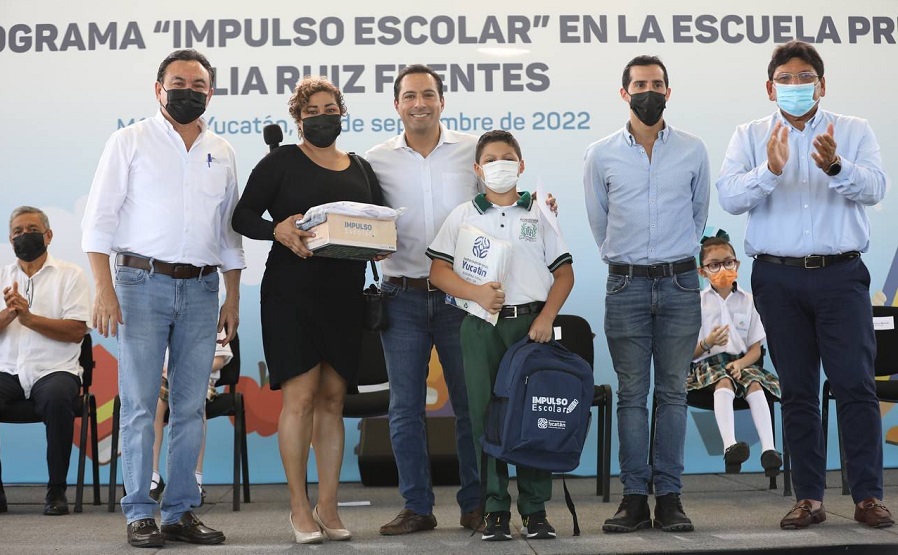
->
xmin=0 ymin=206 xmax=91 ymax=516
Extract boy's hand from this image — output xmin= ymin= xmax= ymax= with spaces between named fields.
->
xmin=528 ymin=314 xmax=554 ymax=343
xmin=706 ymin=324 xmax=729 ymax=347
xmin=476 ymin=282 xmax=505 ymax=314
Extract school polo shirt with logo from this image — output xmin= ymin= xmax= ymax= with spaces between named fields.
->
xmin=693 ymin=284 xmax=766 ymax=363
xmin=426 ymin=192 xmax=573 ymax=305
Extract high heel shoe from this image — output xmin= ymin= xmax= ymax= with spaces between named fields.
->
xmin=289 ymin=511 xmax=323 ymax=544
xmin=313 ymin=505 xmax=352 ymax=541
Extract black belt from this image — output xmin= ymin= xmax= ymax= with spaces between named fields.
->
xmin=701 ymin=352 xmax=739 ymax=367
xmin=116 ymin=254 xmax=217 ymax=279
xmin=756 ymin=252 xmax=859 ymax=269
xmin=608 ymin=258 xmax=696 ymax=278
xmin=383 ymin=276 xmax=440 ymax=292
xmin=499 ymin=301 xmax=545 ymax=319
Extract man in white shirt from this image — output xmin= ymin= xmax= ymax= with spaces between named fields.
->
xmin=0 ymin=206 xmax=90 ymax=516
xmin=365 ymin=65 xmax=483 ymax=535
xmin=82 ymin=49 xmax=244 ymax=548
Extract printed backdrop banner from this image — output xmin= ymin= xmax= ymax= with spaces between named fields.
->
xmin=2 ymin=0 xmax=898 ymax=484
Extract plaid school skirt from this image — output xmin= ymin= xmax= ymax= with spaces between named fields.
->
xmin=159 ymin=376 xmax=218 ymax=403
xmin=686 ymin=352 xmax=781 ymax=399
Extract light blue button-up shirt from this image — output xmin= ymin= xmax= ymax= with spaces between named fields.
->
xmin=583 ymin=123 xmax=710 ymax=265
xmin=716 ymin=109 xmax=887 ymax=257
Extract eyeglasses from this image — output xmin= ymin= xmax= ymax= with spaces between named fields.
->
xmin=772 ymin=72 xmax=819 ymax=85
xmin=25 ymin=278 xmax=33 ymax=307
xmin=702 ymin=259 xmax=739 ymax=273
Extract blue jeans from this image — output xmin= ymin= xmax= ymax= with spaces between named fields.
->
xmin=115 ymin=263 xmax=219 ymax=524
xmin=752 ymin=257 xmax=881 ymax=503
xmin=604 ymin=269 xmax=701 ymax=496
xmin=379 ymin=281 xmax=480 ymax=515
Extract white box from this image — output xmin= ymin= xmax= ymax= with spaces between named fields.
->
xmin=304 ymin=214 xmax=397 ymax=261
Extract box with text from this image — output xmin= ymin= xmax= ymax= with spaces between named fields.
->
xmin=305 ymin=214 xmax=397 ymax=260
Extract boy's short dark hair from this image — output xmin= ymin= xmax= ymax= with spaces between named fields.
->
xmin=699 ymin=236 xmax=737 ymax=266
xmin=475 ymin=130 xmax=522 ymax=163
xmin=767 ymin=40 xmax=824 ymax=80
xmin=622 ymin=55 xmax=669 ymax=89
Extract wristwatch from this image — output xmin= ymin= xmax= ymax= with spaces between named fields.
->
xmin=825 ymin=156 xmax=842 ymax=177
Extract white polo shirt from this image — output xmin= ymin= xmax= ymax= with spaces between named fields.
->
xmin=693 ymin=284 xmax=766 ymax=363
xmin=0 ymin=255 xmax=91 ymax=398
xmin=81 ymin=111 xmax=245 ymax=272
xmin=426 ymin=192 xmax=573 ymax=306
xmin=365 ymin=125 xmax=481 ymax=279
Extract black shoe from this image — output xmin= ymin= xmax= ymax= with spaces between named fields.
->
xmin=761 ymin=449 xmax=783 ymax=478
xmin=0 ymin=481 xmax=7 ymax=514
xmin=161 ymin=511 xmax=225 ymax=544
xmin=481 ymin=511 xmax=512 ymax=541
xmin=654 ymin=493 xmax=694 ymax=532
xmin=149 ymin=476 xmax=164 ymax=503
xmin=43 ymin=486 xmax=69 ymax=516
xmin=127 ymin=518 xmax=164 ymax=548
xmin=520 ymin=510 xmax=556 ymax=539
xmin=603 ymin=494 xmax=651 ymax=533
xmin=724 ymin=441 xmax=750 ymax=473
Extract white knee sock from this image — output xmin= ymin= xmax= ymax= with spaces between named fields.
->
xmin=746 ymin=389 xmax=776 ymax=452
xmin=195 ymin=472 xmax=203 ymax=487
xmin=713 ymin=388 xmax=737 ymax=449
xmin=151 ymin=471 xmax=161 ymax=486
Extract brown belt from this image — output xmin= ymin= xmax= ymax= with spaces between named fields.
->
xmin=384 ymin=276 xmax=440 ymax=292
xmin=116 ymin=254 xmax=217 ymax=279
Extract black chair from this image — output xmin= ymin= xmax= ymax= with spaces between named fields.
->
xmin=552 ymin=314 xmax=613 ymax=502
xmin=649 ymin=348 xmax=792 ymax=495
xmin=108 ymin=334 xmax=250 ymax=511
xmin=0 ymin=334 xmax=100 ymax=512
xmin=822 ymin=305 xmax=898 ymax=496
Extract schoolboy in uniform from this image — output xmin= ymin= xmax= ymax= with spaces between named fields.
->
xmin=427 ymin=130 xmax=574 ymax=542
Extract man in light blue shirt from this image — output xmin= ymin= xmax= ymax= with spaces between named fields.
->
xmin=584 ymin=55 xmax=709 ymax=534
xmin=717 ymin=40 xmax=891 ymax=530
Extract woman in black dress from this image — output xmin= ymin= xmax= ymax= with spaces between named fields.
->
xmin=232 ymin=77 xmax=383 ymax=544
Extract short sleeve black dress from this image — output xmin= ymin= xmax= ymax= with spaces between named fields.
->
xmin=232 ymin=146 xmax=383 ymax=393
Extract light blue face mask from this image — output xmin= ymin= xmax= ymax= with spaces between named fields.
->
xmin=775 ymin=83 xmax=818 ymax=117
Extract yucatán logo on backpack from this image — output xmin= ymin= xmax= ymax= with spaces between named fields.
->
xmin=482 ymin=336 xmax=594 ymax=473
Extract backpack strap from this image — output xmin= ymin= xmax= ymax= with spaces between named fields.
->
xmin=561 ymin=474 xmax=581 ymax=536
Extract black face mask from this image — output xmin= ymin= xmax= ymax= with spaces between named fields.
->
xmin=301 ymin=114 xmax=343 ymax=148
xmin=629 ymin=91 xmax=667 ymax=127
xmin=162 ymin=87 xmax=208 ymax=124
xmin=13 ymin=231 xmax=47 ymax=262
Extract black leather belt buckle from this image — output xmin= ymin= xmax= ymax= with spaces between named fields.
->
xmin=645 ymin=265 xmax=669 ymax=278
xmin=803 ymin=255 xmax=825 ymax=269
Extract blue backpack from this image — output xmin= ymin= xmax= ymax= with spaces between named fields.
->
xmin=483 ymin=337 xmax=594 ymax=471
xmin=480 ymin=336 xmax=594 ymax=535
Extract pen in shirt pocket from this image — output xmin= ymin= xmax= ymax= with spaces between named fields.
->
xmin=207 ymin=153 xmax=212 ymax=168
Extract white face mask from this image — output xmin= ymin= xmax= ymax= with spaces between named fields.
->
xmin=480 ymin=160 xmax=520 ymax=194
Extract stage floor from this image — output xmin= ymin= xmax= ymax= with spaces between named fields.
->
xmin=3 ymin=470 xmax=898 ymax=554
